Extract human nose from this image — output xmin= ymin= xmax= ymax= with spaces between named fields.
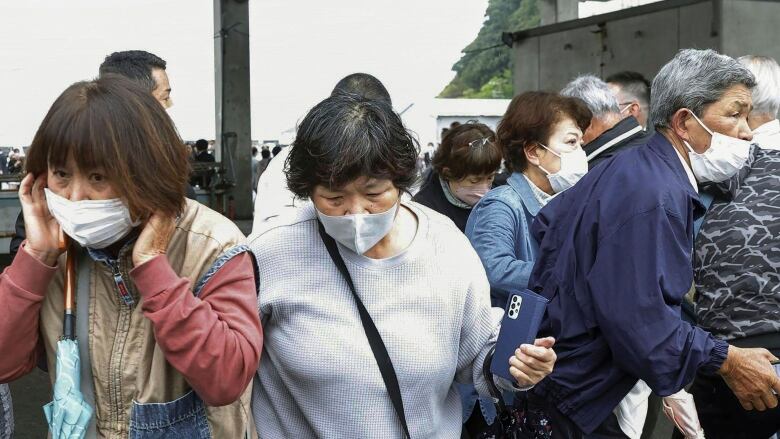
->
xmin=343 ymin=201 xmax=372 ymax=215
xmin=67 ymin=180 xmax=90 ymax=201
xmin=737 ymin=119 xmax=753 ymax=142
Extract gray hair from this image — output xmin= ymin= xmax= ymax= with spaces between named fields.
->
xmin=560 ymin=74 xmax=620 ymax=118
xmin=738 ymin=55 xmax=780 ymax=117
xmin=651 ymin=49 xmax=756 ymax=129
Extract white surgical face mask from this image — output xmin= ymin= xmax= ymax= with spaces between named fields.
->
xmin=316 ymin=202 xmax=399 ymax=255
xmin=684 ymin=111 xmax=751 ymax=183
xmin=453 ymin=182 xmax=491 ymax=207
xmin=537 ymin=143 xmax=588 ymax=193
xmin=45 ymin=188 xmax=140 ymax=249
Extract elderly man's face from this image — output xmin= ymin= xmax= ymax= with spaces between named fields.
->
xmin=684 ymin=84 xmax=753 ymax=153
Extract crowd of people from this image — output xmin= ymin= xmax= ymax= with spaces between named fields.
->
xmin=0 ymin=46 xmax=778 ymax=439
xmin=0 ymin=148 xmax=29 ymax=191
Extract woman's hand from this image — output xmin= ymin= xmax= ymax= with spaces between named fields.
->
xmin=133 ymin=213 xmax=176 ymax=267
xmin=509 ymin=336 xmax=557 ymax=388
xmin=19 ymin=173 xmax=62 ymax=266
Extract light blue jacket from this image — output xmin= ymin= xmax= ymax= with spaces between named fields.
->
xmin=459 ymin=173 xmax=542 ymax=425
xmin=466 ymin=172 xmax=542 ymax=309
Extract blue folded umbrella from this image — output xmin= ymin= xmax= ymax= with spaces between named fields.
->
xmin=43 ymin=339 xmax=93 ymax=439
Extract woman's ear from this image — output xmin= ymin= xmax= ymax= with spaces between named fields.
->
xmin=524 ymin=142 xmax=543 ymax=167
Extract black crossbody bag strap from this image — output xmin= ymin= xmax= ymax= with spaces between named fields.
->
xmin=317 ymin=221 xmax=411 ymax=439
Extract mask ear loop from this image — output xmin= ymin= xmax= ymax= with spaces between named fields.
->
xmin=536 ymin=142 xmax=561 ymax=176
xmin=684 ymin=110 xmax=715 ymax=153
xmin=686 ymin=110 xmax=714 ymax=136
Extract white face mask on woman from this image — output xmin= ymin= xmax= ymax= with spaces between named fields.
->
xmin=684 ymin=111 xmax=751 ymax=183
xmin=45 ymin=188 xmax=140 ymax=249
xmin=316 ymin=202 xmax=399 ymax=255
xmin=453 ymin=183 xmax=491 ymax=206
xmin=537 ymin=143 xmax=589 ymax=193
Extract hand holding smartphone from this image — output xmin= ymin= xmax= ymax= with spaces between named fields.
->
xmin=490 ymin=289 xmax=549 ymax=383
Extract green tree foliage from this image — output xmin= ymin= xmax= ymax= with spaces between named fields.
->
xmin=439 ymin=0 xmax=539 ymax=99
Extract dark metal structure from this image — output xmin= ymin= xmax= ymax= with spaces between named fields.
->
xmin=504 ymin=0 xmax=780 ymax=94
xmin=213 ymin=0 xmax=253 ymax=219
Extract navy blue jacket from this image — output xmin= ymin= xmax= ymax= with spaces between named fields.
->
xmin=528 ymin=133 xmax=729 ymax=433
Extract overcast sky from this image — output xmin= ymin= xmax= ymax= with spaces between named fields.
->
xmin=0 ymin=0 xmax=489 ymax=146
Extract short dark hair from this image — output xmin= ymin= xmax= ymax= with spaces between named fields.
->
xmin=433 ymin=122 xmax=502 ymax=180
xmin=272 ymin=145 xmax=282 ymax=156
xmin=261 ymin=149 xmax=271 ymax=159
xmin=26 ymin=75 xmax=188 ymax=218
xmin=286 ymin=94 xmax=418 ymax=198
xmin=605 ymin=71 xmax=651 ymax=107
xmin=331 ymin=73 xmax=392 ymax=106
xmin=497 ymin=91 xmax=592 ymax=173
xmin=251 ymin=146 xmax=258 ymax=156
xmin=99 ymin=50 xmax=167 ymax=92
xmin=195 ymin=139 xmax=208 ymax=151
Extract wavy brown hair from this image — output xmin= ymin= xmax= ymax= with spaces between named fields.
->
xmin=26 ymin=75 xmax=189 ymax=219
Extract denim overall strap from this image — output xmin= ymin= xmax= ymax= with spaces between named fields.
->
xmin=192 ymin=245 xmax=256 ymax=298
xmin=129 ymin=391 xmax=210 ymax=438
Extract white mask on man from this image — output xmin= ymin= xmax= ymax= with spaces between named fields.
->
xmin=45 ymin=188 xmax=140 ymax=249
xmin=316 ymin=203 xmax=399 ymax=255
xmin=537 ymin=143 xmax=589 ymax=193
xmin=684 ymin=111 xmax=751 ymax=183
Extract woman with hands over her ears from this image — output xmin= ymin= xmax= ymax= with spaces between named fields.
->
xmin=0 ymin=75 xmax=262 ymax=439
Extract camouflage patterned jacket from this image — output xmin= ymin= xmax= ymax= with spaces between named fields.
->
xmin=694 ymin=146 xmax=780 ymax=341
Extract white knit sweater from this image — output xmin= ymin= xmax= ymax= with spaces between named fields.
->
xmin=248 ymin=201 xmax=504 ymax=438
